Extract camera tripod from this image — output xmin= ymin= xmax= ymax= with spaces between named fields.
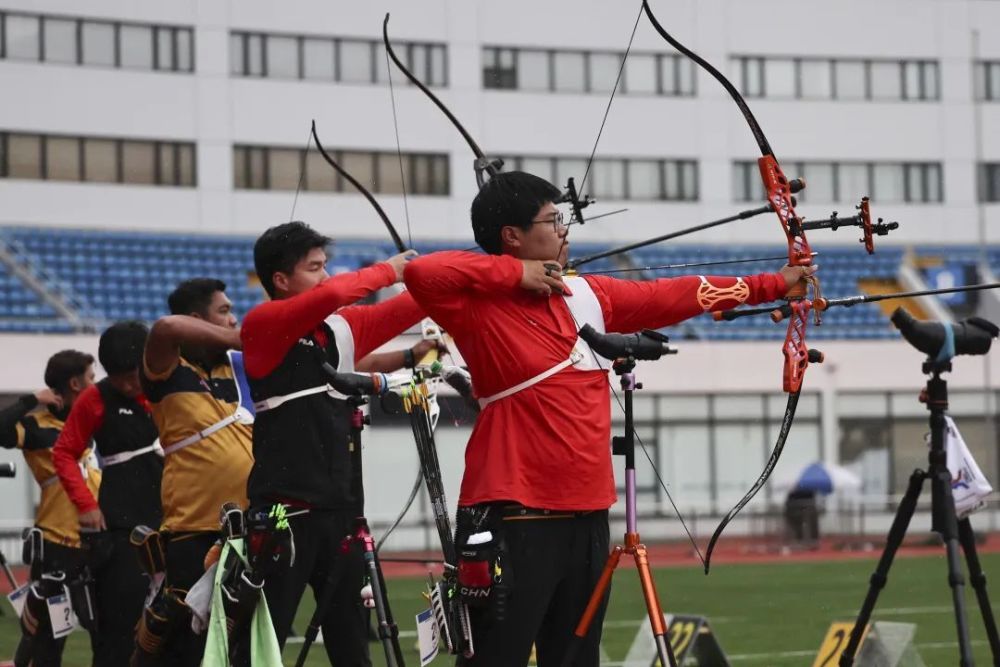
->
xmin=839 ymin=360 xmax=1000 ymax=666
xmin=562 ymin=355 xmax=679 ymax=667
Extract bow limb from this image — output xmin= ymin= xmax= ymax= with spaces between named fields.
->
xmin=702 ymin=392 xmax=799 ymax=573
xmin=310 ymin=120 xmax=408 ymax=254
xmin=643 ymin=0 xmax=823 ymax=567
xmin=382 ymin=14 xmax=502 ymax=187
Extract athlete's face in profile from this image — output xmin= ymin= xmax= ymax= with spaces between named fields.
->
xmin=198 ymin=291 xmax=237 ymax=329
xmin=273 ymin=247 xmax=329 ymax=298
xmin=502 ymin=201 xmax=570 ymax=265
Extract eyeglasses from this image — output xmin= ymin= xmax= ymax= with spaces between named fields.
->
xmin=530 ymin=210 xmax=568 ymax=234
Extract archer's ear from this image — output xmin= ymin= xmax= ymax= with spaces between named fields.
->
xmin=272 ymin=272 xmax=288 ymax=294
xmin=500 ymin=226 xmax=521 ymax=250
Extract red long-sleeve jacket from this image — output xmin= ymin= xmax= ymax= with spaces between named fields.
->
xmin=404 ymin=251 xmax=787 ymax=511
xmin=241 ymin=263 xmax=423 ymax=378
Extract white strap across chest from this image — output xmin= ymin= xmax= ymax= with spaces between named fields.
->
xmin=101 ymin=441 xmax=163 ymax=467
xmin=160 ymin=352 xmax=256 ymax=456
xmin=253 ymin=313 xmax=357 ymax=414
xmin=478 ymin=276 xmax=609 ymax=409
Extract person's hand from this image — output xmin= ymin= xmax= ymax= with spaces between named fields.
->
xmin=79 ymin=508 xmax=107 ymax=531
xmin=520 ymin=260 xmax=566 ymax=296
xmin=779 ymin=264 xmax=818 ymax=293
xmin=34 ymin=388 xmax=63 ymax=410
xmin=386 ymin=250 xmax=418 ymax=282
xmin=411 ymin=339 xmax=448 ymax=366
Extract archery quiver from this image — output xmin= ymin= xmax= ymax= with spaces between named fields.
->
xmin=130 ymin=525 xmax=166 ymax=577
xmin=221 ymin=504 xmax=290 ymax=642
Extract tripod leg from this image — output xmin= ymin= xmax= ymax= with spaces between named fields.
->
xmin=958 ymin=518 xmax=1000 ymax=664
xmin=560 ymin=546 xmax=622 ymax=667
xmin=932 ymin=466 xmax=975 ymax=667
xmin=839 ymin=469 xmax=925 ymax=666
xmin=929 ymin=462 xmax=975 ymax=666
xmin=366 ymin=549 xmax=404 ymax=667
xmin=633 ymin=543 xmax=678 ymax=667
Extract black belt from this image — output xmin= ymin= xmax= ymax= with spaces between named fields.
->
xmin=500 ymin=504 xmax=597 ymax=521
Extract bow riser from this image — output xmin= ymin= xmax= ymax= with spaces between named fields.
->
xmin=758 ymin=156 xmax=812 ymax=269
xmin=782 ymin=300 xmax=812 ymax=393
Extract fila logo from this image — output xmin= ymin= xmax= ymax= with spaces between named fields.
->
xmin=118 ymin=408 xmax=134 ymax=415
xmin=297 ymin=338 xmax=316 ymax=347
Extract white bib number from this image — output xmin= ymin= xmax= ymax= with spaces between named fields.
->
xmin=46 ymin=588 xmax=78 ymax=639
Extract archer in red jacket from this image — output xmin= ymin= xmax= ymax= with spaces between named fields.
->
xmin=237 ymin=221 xmax=423 ymax=665
xmin=404 ymin=171 xmax=814 ymax=667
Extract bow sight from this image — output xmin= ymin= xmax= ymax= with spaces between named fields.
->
xmin=559 ymin=177 xmax=595 ymax=226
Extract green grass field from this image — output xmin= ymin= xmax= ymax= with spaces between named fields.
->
xmin=3 ymin=552 xmax=1000 ymax=665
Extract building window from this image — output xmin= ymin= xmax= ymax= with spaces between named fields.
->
xmin=503 ymin=155 xmax=698 ymax=202
xmin=303 ymin=37 xmax=335 ymax=81
xmin=83 ymin=138 xmax=118 ymax=183
xmin=0 ymin=10 xmax=193 ymax=72
xmin=7 ymin=134 xmax=42 ymax=179
xmin=553 ymin=51 xmax=586 ymax=93
xmin=5 ymin=13 xmax=40 ymax=60
xmin=229 ymin=30 xmax=447 ymax=87
xmin=980 ymin=164 xmax=1000 ymax=202
xmin=482 ymin=46 xmax=695 ymax=96
xmin=266 ymin=35 xmax=300 ymax=79
xmin=42 ymin=17 xmax=77 ymax=64
xmin=517 ymin=50 xmax=550 ymax=91
xmin=739 ymin=57 xmax=766 ymax=98
xmin=765 ymin=59 xmax=796 ymax=98
xmin=734 ymin=56 xmax=939 ymax=102
xmin=626 ymin=53 xmax=657 ymax=94
xmin=0 ymin=131 xmax=195 ymax=186
xmin=589 ymin=52 xmax=621 ymax=94
xmin=45 ymin=136 xmax=81 ymax=181
xmin=483 ymin=47 xmax=516 ymax=89
xmin=976 ymin=62 xmax=1000 ymax=101
xmin=233 ymin=145 xmax=450 ymax=196
xmin=733 ymin=161 xmax=943 ymax=203
xmin=799 ymin=59 xmax=833 ymax=99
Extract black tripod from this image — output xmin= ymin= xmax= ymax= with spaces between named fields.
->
xmin=295 ymin=397 xmax=404 ymax=667
xmin=839 ymin=360 xmax=1000 ymax=666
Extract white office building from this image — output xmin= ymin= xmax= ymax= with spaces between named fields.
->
xmin=2 ymin=0 xmax=1000 ymax=544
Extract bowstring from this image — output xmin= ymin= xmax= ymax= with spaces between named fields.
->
xmin=576 ymin=3 xmax=644 ymax=197
xmin=561 ymin=287 xmax=706 ymax=566
xmin=288 ymin=126 xmax=314 ymax=223
xmin=385 ymin=46 xmax=414 ymax=249
xmin=561 ymin=1 xmax=706 ymax=563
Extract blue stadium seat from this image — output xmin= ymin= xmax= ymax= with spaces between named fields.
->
xmin=0 ymin=227 xmax=929 ymax=340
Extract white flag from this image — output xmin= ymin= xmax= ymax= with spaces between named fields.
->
xmin=941 ymin=416 xmax=993 ymax=518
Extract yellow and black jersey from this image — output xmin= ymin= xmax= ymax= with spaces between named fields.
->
xmin=143 ymin=355 xmax=253 ymax=532
xmin=0 ymin=398 xmax=101 ymax=548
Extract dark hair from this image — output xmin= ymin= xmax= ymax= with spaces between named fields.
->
xmin=471 ymin=171 xmax=562 ymax=255
xmin=98 ymin=321 xmax=148 ymax=376
xmin=254 ymin=221 xmax=331 ymax=296
xmin=168 ymin=278 xmax=227 ymax=316
xmin=44 ymin=350 xmax=95 ymax=392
